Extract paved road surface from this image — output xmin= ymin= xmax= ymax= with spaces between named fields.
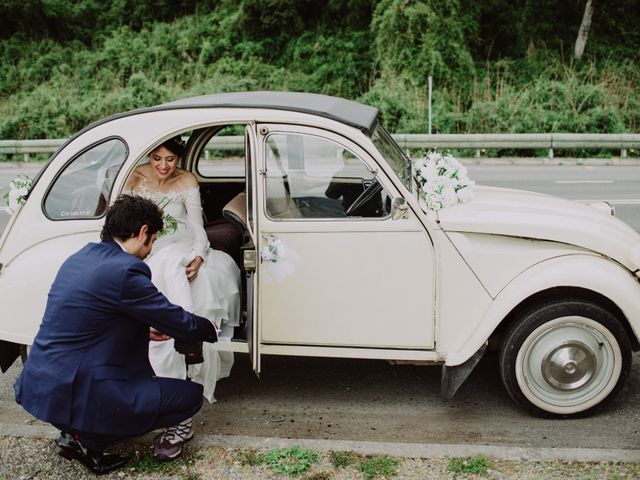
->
xmin=1 ymin=351 xmax=640 ymax=450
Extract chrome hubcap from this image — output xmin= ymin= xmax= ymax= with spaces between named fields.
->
xmin=542 ymin=341 xmax=596 ymax=391
xmin=515 ymin=316 xmax=622 ymax=414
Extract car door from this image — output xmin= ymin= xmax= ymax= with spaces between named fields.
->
xmin=255 ymin=124 xmax=435 ymax=350
xmin=243 ymin=124 xmax=261 ymax=373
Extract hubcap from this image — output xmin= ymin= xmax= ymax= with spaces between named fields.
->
xmin=515 ymin=316 xmax=622 ymax=414
xmin=542 ymin=341 xmax=596 ymax=391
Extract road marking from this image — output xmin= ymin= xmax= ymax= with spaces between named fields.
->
xmin=0 ymin=207 xmax=9 ymax=213
xmin=576 ymin=199 xmax=640 ymax=205
xmin=555 ymin=180 xmax=614 ymax=184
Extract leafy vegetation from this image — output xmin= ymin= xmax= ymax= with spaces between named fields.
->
xmin=329 ymin=450 xmax=360 ymax=468
xmin=0 ymin=0 xmax=638 ymax=139
xmin=357 ymin=455 xmax=400 ymax=479
xmin=448 ymin=455 xmax=492 ymax=476
xmin=127 ymin=447 xmax=202 ymax=476
xmin=235 ymin=448 xmax=264 ymax=467
xmin=263 ymin=445 xmax=319 ymax=475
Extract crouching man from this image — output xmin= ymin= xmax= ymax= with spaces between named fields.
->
xmin=14 ymin=195 xmax=218 ymax=475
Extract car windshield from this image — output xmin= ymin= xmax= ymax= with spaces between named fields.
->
xmin=371 ymin=124 xmax=412 ymax=190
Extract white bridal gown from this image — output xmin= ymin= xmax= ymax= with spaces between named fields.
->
xmin=141 ymin=187 xmax=241 ymax=402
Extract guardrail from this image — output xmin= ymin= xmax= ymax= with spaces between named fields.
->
xmin=1 ymin=133 xmax=639 ymax=162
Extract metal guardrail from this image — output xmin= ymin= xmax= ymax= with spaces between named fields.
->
xmin=392 ymin=133 xmax=640 ymax=158
xmin=1 ymin=134 xmax=639 ymax=162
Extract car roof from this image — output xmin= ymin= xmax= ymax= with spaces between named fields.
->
xmin=155 ymin=91 xmax=380 ymax=136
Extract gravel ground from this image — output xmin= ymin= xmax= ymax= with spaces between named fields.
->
xmin=1 ymin=435 xmax=639 ymax=480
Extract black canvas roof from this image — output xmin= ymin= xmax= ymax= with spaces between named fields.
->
xmin=158 ymin=91 xmax=380 ymax=136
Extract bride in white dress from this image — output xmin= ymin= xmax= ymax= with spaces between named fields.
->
xmin=125 ymin=137 xmax=240 ymax=459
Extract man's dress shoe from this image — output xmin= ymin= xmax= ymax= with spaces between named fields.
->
xmin=53 ymin=432 xmax=129 ymax=475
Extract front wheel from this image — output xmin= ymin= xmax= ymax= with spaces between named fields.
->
xmin=499 ymin=300 xmax=632 ymax=418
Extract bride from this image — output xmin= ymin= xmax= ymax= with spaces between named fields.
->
xmin=125 ymin=136 xmax=240 ymax=460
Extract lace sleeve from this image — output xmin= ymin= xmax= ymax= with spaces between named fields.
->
xmin=182 ymin=188 xmax=210 ymax=263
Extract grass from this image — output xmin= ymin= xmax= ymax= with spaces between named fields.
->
xmin=235 ymin=448 xmax=264 ymax=467
xmin=357 ymin=455 xmax=400 ymax=480
xmin=448 ymin=455 xmax=492 ymax=476
xmin=263 ymin=445 xmax=319 ymax=476
xmin=302 ymin=473 xmax=333 ymax=480
xmin=329 ymin=450 xmax=360 ymax=469
xmin=126 ymin=445 xmax=203 ymax=477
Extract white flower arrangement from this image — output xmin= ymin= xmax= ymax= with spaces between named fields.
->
xmin=3 ymin=174 xmax=33 ymax=215
xmin=413 ymin=151 xmax=475 ymax=210
xmin=261 ymin=235 xmax=285 ymax=263
xmin=260 ymin=234 xmax=298 ymax=282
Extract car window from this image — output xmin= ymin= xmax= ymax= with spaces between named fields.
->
xmin=196 ymin=125 xmax=245 ymax=178
xmin=265 ymin=133 xmax=391 ymax=219
xmin=371 ymin=124 xmax=412 ymax=190
xmin=44 ymin=138 xmax=127 ymax=220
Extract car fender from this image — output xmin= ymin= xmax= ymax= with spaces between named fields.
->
xmin=444 ymin=253 xmax=640 ymax=366
xmin=0 ymin=231 xmax=99 ymax=344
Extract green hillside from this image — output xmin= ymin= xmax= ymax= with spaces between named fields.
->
xmin=1 ymin=0 xmax=638 ymax=139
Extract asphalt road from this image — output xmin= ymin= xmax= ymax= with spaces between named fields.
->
xmin=467 ymin=164 xmax=640 ymax=233
xmin=2 ymin=351 xmax=640 ymax=450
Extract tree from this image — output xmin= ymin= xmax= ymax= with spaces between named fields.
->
xmin=574 ymin=0 xmax=595 ymax=59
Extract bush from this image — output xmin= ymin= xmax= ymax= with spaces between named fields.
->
xmin=0 ymin=2 xmax=638 ymax=139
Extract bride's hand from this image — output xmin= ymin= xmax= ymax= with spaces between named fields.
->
xmin=186 ymin=256 xmax=204 ymax=282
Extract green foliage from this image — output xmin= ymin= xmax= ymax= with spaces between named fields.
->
xmin=264 ymin=445 xmax=319 ymax=476
xmin=447 ymin=455 xmax=491 ymax=476
xmin=127 ymin=447 xmax=202 ymax=476
xmin=371 ymin=0 xmax=475 ymax=84
xmin=235 ymin=449 xmax=264 ymax=467
xmin=357 ymin=455 xmax=400 ymax=480
xmin=0 ymin=1 xmax=639 ymax=139
xmin=329 ymin=450 xmax=359 ymax=468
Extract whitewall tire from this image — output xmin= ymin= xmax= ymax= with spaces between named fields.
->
xmin=499 ymin=300 xmax=631 ymax=418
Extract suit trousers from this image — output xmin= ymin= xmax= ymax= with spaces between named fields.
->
xmin=53 ymin=377 xmax=204 ymax=451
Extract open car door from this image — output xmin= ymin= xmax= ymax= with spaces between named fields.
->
xmin=244 ymin=124 xmax=261 ymax=374
xmin=254 ymin=123 xmax=435 ymax=351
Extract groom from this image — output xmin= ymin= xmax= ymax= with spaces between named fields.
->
xmin=14 ymin=194 xmax=218 ymax=475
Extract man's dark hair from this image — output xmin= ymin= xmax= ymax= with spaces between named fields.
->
xmin=100 ymin=195 xmax=164 ymax=241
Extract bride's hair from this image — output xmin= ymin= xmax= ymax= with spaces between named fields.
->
xmin=159 ymin=136 xmax=186 ymax=159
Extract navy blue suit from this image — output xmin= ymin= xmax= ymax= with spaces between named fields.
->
xmin=14 ymin=240 xmax=217 ymax=442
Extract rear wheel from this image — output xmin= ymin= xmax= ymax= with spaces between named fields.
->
xmin=499 ymin=300 xmax=631 ymax=418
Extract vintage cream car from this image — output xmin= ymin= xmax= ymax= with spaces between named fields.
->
xmin=1 ymin=92 xmax=640 ymax=418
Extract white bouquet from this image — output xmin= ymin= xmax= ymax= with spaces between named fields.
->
xmin=260 ymin=235 xmax=285 ymax=263
xmin=413 ymin=151 xmax=475 ymax=210
xmin=3 ymin=174 xmax=33 ymax=215
xmin=260 ymin=234 xmax=298 ymax=282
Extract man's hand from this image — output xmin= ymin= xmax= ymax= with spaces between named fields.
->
xmin=149 ymin=327 xmax=171 ymax=342
xmin=186 ymin=256 xmax=204 ymax=282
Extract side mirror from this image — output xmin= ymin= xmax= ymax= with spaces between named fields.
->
xmin=391 ymin=197 xmax=409 ymax=220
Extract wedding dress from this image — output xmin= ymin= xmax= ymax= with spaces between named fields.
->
xmin=140 ymin=187 xmax=241 ymax=402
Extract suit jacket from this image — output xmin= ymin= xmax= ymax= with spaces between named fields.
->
xmin=14 ymin=240 xmax=217 ymax=436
